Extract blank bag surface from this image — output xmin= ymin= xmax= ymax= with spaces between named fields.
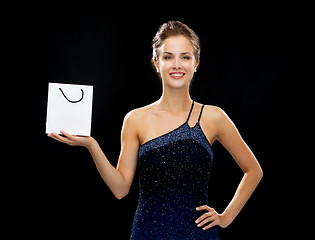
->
xmin=46 ymin=82 xmax=93 ymax=136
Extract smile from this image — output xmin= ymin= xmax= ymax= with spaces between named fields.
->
xmin=169 ymin=72 xmax=185 ymax=79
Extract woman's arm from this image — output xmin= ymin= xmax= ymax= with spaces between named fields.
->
xmin=48 ymin=110 xmax=139 ymax=199
xmin=216 ymin=108 xmax=263 ymax=226
xmin=196 ymin=107 xmax=263 ymax=229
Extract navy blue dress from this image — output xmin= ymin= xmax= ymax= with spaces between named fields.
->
xmin=130 ymin=101 xmax=219 ymax=239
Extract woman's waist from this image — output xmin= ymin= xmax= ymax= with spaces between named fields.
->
xmin=137 ymin=192 xmax=208 ymax=213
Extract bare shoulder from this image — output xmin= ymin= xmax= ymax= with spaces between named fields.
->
xmin=199 ymin=105 xmax=232 ymax=144
xmin=122 ymin=103 xmax=157 ymax=130
xmin=124 ymin=103 xmax=155 ymax=121
xmin=202 ymin=105 xmax=229 ymax=122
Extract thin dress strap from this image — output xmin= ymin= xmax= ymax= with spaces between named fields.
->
xmin=186 ymin=100 xmax=195 ymax=122
xmin=198 ymin=104 xmax=205 ymax=123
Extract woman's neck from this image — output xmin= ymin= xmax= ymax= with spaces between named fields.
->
xmin=157 ymin=87 xmax=192 ymax=113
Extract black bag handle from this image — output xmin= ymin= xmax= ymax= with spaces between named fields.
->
xmin=59 ymin=88 xmax=84 ymax=103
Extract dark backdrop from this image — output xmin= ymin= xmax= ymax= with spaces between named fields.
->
xmin=18 ymin=6 xmax=305 ymax=239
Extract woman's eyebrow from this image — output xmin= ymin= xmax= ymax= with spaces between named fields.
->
xmin=163 ymin=52 xmax=192 ymax=55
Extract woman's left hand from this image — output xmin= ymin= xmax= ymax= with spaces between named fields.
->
xmin=195 ymin=205 xmax=229 ymax=230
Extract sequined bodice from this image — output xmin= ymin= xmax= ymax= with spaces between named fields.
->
xmin=130 ymin=101 xmax=219 ymax=239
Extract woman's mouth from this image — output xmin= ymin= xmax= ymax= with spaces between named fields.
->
xmin=169 ymin=72 xmax=185 ymax=79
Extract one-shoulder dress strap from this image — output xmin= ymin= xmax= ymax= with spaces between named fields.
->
xmin=198 ymin=104 xmax=205 ymax=123
xmin=186 ymin=100 xmax=195 ymax=122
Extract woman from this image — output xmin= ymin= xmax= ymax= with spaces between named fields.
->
xmin=48 ymin=21 xmax=263 ymax=239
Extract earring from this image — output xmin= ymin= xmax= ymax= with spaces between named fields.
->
xmin=194 ymin=69 xmax=197 ymax=72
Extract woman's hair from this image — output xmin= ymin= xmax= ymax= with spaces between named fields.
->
xmin=152 ymin=21 xmax=200 ymax=65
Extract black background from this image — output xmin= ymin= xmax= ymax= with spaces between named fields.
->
xmin=12 ymin=5 xmax=308 ymax=239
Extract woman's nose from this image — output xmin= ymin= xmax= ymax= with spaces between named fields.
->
xmin=173 ymin=58 xmax=181 ymax=69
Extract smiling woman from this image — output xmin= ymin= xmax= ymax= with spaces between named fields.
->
xmin=151 ymin=21 xmax=201 ymax=93
xmin=48 ymin=20 xmax=262 ymax=239
xmin=153 ymin=35 xmax=198 ymax=90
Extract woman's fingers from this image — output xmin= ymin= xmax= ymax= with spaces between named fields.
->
xmin=48 ymin=132 xmax=74 ymax=145
xmin=202 ymin=220 xmax=218 ymax=230
xmin=195 ymin=205 xmax=220 ymax=230
xmin=196 ymin=205 xmax=211 ymax=211
xmin=60 ymin=130 xmax=75 ymax=140
xmin=195 ymin=211 xmax=214 ymax=224
xmin=195 ymin=205 xmax=214 ymax=223
xmin=48 ymin=131 xmax=93 ymax=148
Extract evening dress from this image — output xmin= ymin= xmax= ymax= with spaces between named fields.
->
xmin=130 ymin=101 xmax=219 ymax=239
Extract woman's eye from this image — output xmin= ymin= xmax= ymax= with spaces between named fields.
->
xmin=164 ymin=56 xmax=172 ymax=60
xmin=182 ymin=56 xmax=190 ymax=60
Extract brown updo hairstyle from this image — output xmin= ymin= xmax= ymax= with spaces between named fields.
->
xmin=152 ymin=21 xmax=201 ymax=66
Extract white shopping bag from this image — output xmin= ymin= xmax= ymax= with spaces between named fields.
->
xmin=45 ymin=82 xmax=93 ymax=136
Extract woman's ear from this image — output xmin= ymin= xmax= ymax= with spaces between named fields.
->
xmin=194 ymin=61 xmax=199 ymax=72
xmin=154 ymin=60 xmax=160 ymax=73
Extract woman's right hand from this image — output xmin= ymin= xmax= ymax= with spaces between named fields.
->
xmin=48 ymin=131 xmax=96 ymax=149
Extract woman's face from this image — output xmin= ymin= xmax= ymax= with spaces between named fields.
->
xmin=155 ymin=35 xmax=198 ymax=89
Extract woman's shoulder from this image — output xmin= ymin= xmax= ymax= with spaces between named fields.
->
xmin=123 ymin=102 xmax=156 ymax=123
xmin=201 ymin=104 xmax=229 ymax=122
xmin=122 ymin=103 xmax=158 ymax=137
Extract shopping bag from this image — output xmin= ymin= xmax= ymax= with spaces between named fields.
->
xmin=45 ymin=82 xmax=93 ymax=136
